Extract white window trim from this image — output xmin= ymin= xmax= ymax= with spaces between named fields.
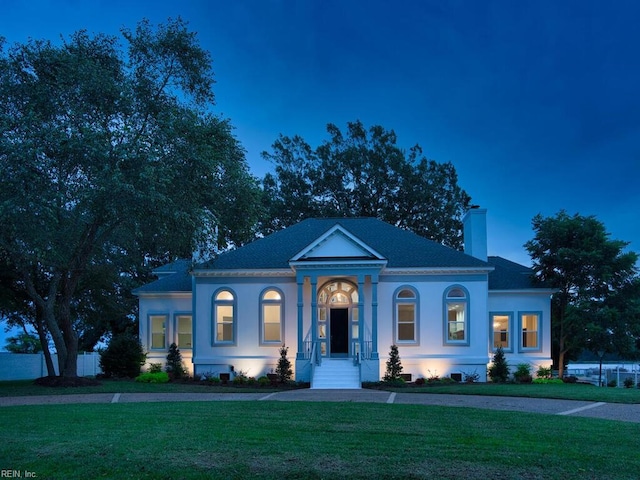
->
xmin=212 ymin=288 xmax=237 ymax=346
xmin=259 ymin=287 xmax=284 ymax=346
xmin=149 ymin=313 xmax=168 ymax=351
xmin=518 ymin=311 xmax=542 ymax=353
xmin=393 ymin=286 xmax=419 ymax=345
xmin=490 ymin=311 xmax=513 ymax=353
xmin=443 ymin=285 xmax=470 ymax=346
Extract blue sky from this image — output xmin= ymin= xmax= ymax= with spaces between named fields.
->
xmin=2 ymin=0 xmax=639 ymax=269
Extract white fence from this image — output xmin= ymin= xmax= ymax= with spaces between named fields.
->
xmin=0 ymin=352 xmax=102 ymax=381
xmin=567 ymin=363 xmax=640 ymax=387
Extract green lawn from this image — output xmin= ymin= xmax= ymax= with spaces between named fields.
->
xmin=1 ymin=401 xmax=638 ymax=479
xmin=388 ymin=382 xmax=640 ymax=404
xmin=0 ymin=379 xmax=282 ymax=396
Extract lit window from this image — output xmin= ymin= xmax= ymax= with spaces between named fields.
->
xmin=176 ymin=315 xmax=192 ymax=349
xmin=491 ymin=313 xmax=511 ymax=350
xmin=394 ymin=287 xmax=418 ymax=344
xmin=150 ymin=315 xmax=167 ymax=350
xmin=213 ymin=290 xmax=235 ymax=344
xmin=261 ymin=288 xmax=283 ymax=344
xmin=520 ymin=313 xmax=540 ymax=350
xmin=444 ymin=286 xmax=469 ymax=345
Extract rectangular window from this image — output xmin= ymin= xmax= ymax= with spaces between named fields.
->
xmin=263 ymin=304 xmax=281 ymax=343
xmin=216 ymin=305 xmax=234 ymax=342
xmin=447 ymin=303 xmax=466 ymax=341
xmin=397 ymin=304 xmax=415 ymax=341
xmin=176 ymin=315 xmax=192 ymax=349
xmin=492 ymin=314 xmax=510 ymax=350
xmin=150 ymin=315 xmax=167 ymax=350
xmin=521 ymin=313 xmax=539 ymax=349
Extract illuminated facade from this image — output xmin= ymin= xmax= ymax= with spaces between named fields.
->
xmin=135 ymin=210 xmax=554 ymax=387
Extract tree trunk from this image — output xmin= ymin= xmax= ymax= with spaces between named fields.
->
xmin=34 ymin=308 xmax=56 ymax=377
xmin=557 ymin=350 xmax=566 ymax=380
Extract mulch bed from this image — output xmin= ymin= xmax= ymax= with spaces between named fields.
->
xmin=34 ymin=376 xmax=102 ymax=388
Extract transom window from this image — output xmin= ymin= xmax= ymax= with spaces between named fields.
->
xmin=394 ymin=287 xmax=418 ymax=344
xmin=261 ymin=288 xmax=283 ymax=344
xmin=317 ymin=280 xmax=358 ymax=356
xmin=444 ymin=286 xmax=469 ymax=345
xmin=213 ymin=289 xmax=236 ymax=344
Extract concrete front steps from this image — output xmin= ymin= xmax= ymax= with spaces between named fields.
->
xmin=311 ymin=358 xmax=361 ymax=389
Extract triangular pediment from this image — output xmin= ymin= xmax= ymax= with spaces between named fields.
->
xmin=291 ymin=224 xmax=385 ymax=262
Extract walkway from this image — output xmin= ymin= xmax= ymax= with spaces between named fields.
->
xmin=1 ymin=389 xmax=638 ymax=423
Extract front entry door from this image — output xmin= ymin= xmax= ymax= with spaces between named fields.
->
xmin=330 ymin=308 xmax=349 ymax=357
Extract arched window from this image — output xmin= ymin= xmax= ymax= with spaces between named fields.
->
xmin=444 ymin=285 xmax=469 ymax=345
xmin=394 ymin=286 xmax=418 ymax=344
xmin=260 ymin=288 xmax=283 ymax=345
xmin=213 ymin=289 xmax=236 ymax=344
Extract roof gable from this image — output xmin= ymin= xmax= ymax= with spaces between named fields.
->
xmin=292 ymin=224 xmax=384 ymax=261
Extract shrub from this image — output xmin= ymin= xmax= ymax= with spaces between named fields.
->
xmin=233 ymin=373 xmax=246 ymax=385
xmin=384 ymin=378 xmax=406 ymax=387
xmin=276 ymin=345 xmax=293 ymax=383
xmin=149 ymin=363 xmax=162 ymax=373
xmin=258 ymin=376 xmax=270 ymax=386
xmin=536 ymin=365 xmax=552 ymax=379
xmin=440 ymin=377 xmax=455 ymax=384
xmin=533 ymin=378 xmax=564 ymax=384
xmin=623 ymin=377 xmax=634 ymax=388
xmin=383 ymin=345 xmax=403 ymax=382
xmin=488 ymin=347 xmax=510 ymax=383
xmin=427 ymin=370 xmax=439 ymax=383
xmin=514 ymin=363 xmax=532 ymax=383
xmin=563 ymin=375 xmax=578 ymax=384
xmin=165 ymin=343 xmax=186 ymax=379
xmin=99 ymin=334 xmax=146 ymax=378
xmin=135 ymin=372 xmax=169 ymax=383
xmin=463 ymin=370 xmax=480 ymax=383
xmin=607 ymin=379 xmax=617 ymax=388
xmin=414 ymin=377 xmax=425 ymax=386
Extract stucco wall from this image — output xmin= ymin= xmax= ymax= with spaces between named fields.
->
xmin=488 ymin=291 xmax=553 ymax=371
xmin=138 ymin=293 xmax=194 ymax=374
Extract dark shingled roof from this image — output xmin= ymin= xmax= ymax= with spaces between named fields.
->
xmin=134 ymin=220 xmax=551 ymax=294
xmin=133 ymin=260 xmax=192 ymax=294
xmin=198 ymin=218 xmax=490 ymax=270
xmin=487 ymin=256 xmax=540 ymax=290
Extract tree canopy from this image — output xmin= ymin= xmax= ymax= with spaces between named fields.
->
xmin=525 ymin=211 xmax=639 ymax=376
xmin=0 ymin=18 xmax=261 ymax=377
xmin=261 ymin=120 xmax=471 ymax=249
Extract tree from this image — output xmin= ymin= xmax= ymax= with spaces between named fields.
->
xmin=488 ymin=347 xmax=510 ymax=383
xmin=525 ymin=211 xmax=638 ymax=378
xmin=166 ymin=343 xmax=186 ymax=379
xmin=0 ymin=19 xmax=261 ymax=378
xmin=5 ymin=332 xmax=42 ymax=354
xmin=261 ymin=121 xmax=470 ymax=248
xmin=99 ymin=333 xmax=146 ymax=378
xmin=383 ymin=344 xmax=403 ymax=382
xmin=275 ymin=344 xmax=293 ymax=383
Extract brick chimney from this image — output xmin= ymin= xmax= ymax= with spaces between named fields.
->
xmin=462 ymin=207 xmax=487 ymax=261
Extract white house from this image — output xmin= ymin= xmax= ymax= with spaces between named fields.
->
xmin=134 ymin=209 xmax=553 ymax=388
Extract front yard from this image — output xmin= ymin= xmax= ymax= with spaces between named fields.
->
xmin=1 ymin=401 xmax=639 ymax=479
